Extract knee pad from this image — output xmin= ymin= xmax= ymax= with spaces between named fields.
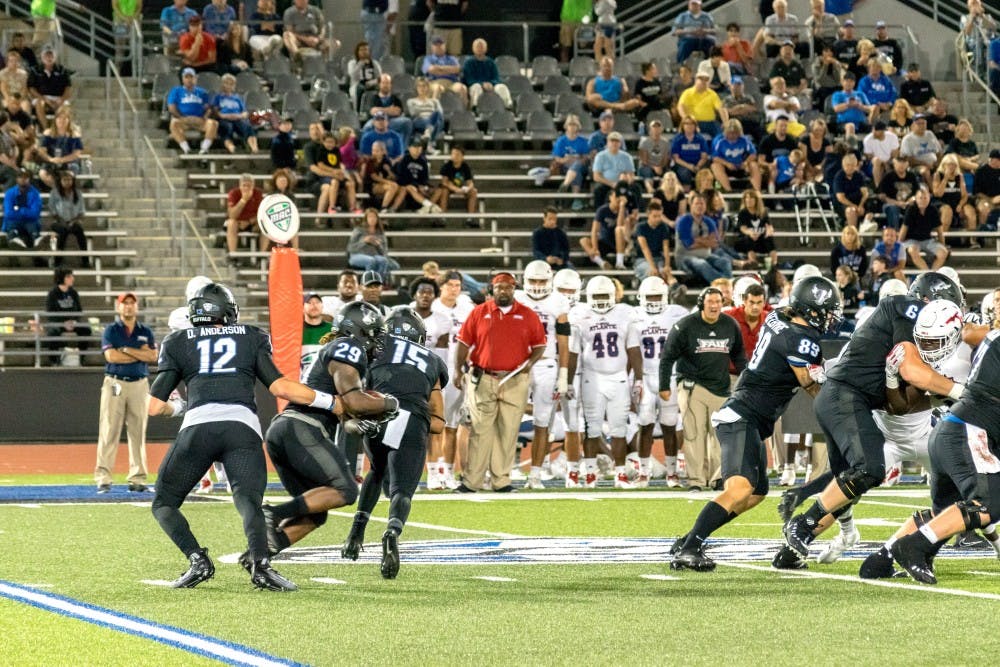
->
xmin=911 ymin=508 xmax=934 ymax=528
xmin=957 ymin=500 xmax=986 ymax=530
xmin=307 ymin=511 xmax=328 ymax=528
xmin=834 ymin=465 xmax=883 ymax=501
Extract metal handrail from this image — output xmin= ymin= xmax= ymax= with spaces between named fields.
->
xmin=141 ymin=135 xmax=179 ymax=248
xmin=181 ymin=211 xmax=224 ymax=280
xmin=956 ymin=31 xmax=998 ymax=141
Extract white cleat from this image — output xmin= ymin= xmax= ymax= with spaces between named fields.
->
xmin=565 ymin=470 xmax=580 ymax=488
xmin=426 ymin=470 xmax=446 ymax=490
xmin=583 ymin=472 xmax=598 ymax=488
xmin=666 ymin=474 xmax=681 ymax=488
xmin=525 ymin=474 xmax=546 ymax=490
xmin=614 ymin=472 xmax=636 ymax=489
xmin=779 ymin=467 xmax=797 ymax=486
xmin=194 ymin=477 xmax=213 ymax=494
xmin=635 ymin=473 xmax=650 ymax=489
xmin=816 ymin=524 xmax=861 ymax=564
xmin=881 ymin=466 xmax=901 ymax=487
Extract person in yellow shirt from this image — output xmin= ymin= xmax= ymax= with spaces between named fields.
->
xmin=677 ymin=72 xmax=729 ymax=136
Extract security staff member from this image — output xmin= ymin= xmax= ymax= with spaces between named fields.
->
xmin=453 ymin=272 xmax=546 ymax=492
xmin=95 ymin=292 xmax=157 ymax=494
xmin=659 ymin=286 xmax=746 ymax=492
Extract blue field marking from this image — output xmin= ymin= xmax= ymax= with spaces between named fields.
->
xmin=0 ymin=580 xmax=306 ymax=667
xmin=0 ymin=483 xmax=286 ymax=504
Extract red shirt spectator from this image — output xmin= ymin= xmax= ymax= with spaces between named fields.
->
xmin=456 ymin=278 xmax=546 ymax=372
xmin=227 ymin=184 xmax=263 ymax=221
xmin=179 ymin=17 xmax=217 ymax=69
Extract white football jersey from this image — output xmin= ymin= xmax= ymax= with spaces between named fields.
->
xmin=515 ymin=290 xmax=569 ymax=360
xmin=631 ymin=304 xmax=689 ymax=376
xmin=167 ymin=306 xmax=192 ymax=333
xmin=937 ymin=341 xmax=972 ymax=384
xmin=432 ymin=296 xmax=475 ymax=371
xmin=320 ymin=293 xmax=361 ymax=319
xmin=571 ymin=303 xmax=639 ymax=375
xmin=420 ymin=307 xmax=453 ymax=364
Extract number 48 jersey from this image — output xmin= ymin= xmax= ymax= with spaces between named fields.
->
xmin=631 ymin=304 xmax=690 ymax=377
xmin=570 ymin=303 xmax=639 ymax=376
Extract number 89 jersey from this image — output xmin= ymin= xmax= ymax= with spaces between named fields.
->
xmin=728 ymin=310 xmax=823 ymax=428
xmin=570 ymin=303 xmax=639 ymax=376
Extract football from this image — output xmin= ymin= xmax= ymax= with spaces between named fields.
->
xmin=257 ymin=193 xmax=300 ymax=244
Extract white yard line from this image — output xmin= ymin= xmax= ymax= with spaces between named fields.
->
xmin=326 ymin=510 xmax=524 ymax=538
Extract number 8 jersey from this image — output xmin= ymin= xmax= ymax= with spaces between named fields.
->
xmin=570 ymin=302 xmax=639 ymax=376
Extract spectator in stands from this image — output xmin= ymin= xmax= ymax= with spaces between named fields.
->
xmin=670 ymin=116 xmax=710 ymax=190
xmin=721 ymin=76 xmax=761 ymax=142
xmin=871 ymin=224 xmax=907 ymax=279
xmin=678 ymin=71 xmax=727 ymax=136
xmin=767 ymin=41 xmax=808 ymax=96
xmin=668 ymin=64 xmax=694 ymax=127
xmin=2 ymin=169 xmax=44 ymax=249
xmin=973 ymin=149 xmax=1000 ymax=226
xmin=552 ymin=114 xmax=589 ymax=210
xmin=673 ymin=0 xmax=716 ymax=64
xmin=960 ymin=0 xmax=997 ymax=67
xmin=757 ymin=0 xmax=806 ymax=59
xmin=167 ymin=67 xmax=218 ymax=155
xmin=589 ymin=109 xmax=615 ymax=158
xmin=347 ymin=208 xmax=399 ymax=284
xmin=832 ymin=153 xmax=870 ymax=228
xmin=337 ymin=126 xmax=362 ymax=194
xmin=270 ymin=114 xmax=296 ymax=169
xmin=361 ymin=268 xmax=390 ymax=315
xmin=758 ymin=115 xmax=798 ymax=186
xmin=832 ymin=19 xmax=859 ymax=75
xmin=432 ymin=145 xmax=478 ymax=225
xmin=884 ymin=98 xmax=914 ymax=138
xmin=634 ymin=200 xmax=676 ymax=283
xmin=407 ymin=0 xmax=431 ymax=60
xmin=634 ymin=62 xmax=668 ymax=128
xmin=863 ymin=120 xmax=899 ymax=186
xmin=858 ymin=58 xmax=897 ymax=117
xmin=2 ymin=93 xmax=34 ymax=159
xmin=202 ymin=0 xmax=236 ymax=39
xmin=0 ymin=124 xmax=19 ymax=190
xmin=696 ymin=47 xmax=731 ymax=94
xmin=834 ymin=265 xmax=860 ymax=309
xmin=361 ymin=140 xmax=399 ymax=211
xmin=390 ymin=137 xmax=442 ymax=215
xmin=900 ymin=187 xmax=948 ymax=271
xmin=853 ymin=38 xmax=882 ymax=82
xmin=44 ymin=267 xmax=91 ymax=366
xmin=945 ymin=118 xmax=981 ymax=172
xmin=932 ymin=153 xmax=977 ymax=244
xmin=212 ymin=73 xmax=259 ymax=154
xmin=805 ymin=0 xmax=839 ymax=52
xmin=899 ymin=113 xmax=942 ymax=183
xmin=581 ymin=181 xmax=633 ymax=270
xmin=225 ymin=173 xmax=265 ymax=263
xmin=711 ymin=118 xmax=761 ymax=192
xmin=585 ymin=56 xmax=642 ymax=114
xmin=899 ymin=63 xmax=935 ymax=112
xmin=762 ymin=76 xmax=804 ymax=136
xmin=811 ymin=45 xmax=844 ymax=112
xmin=925 ymin=98 xmax=958 ymax=146
xmin=422 ymin=35 xmax=467 ymax=106
xmin=48 ymin=170 xmax=88 ymax=266
xmin=593 ymin=0 xmax=619 ymax=61
xmin=178 ymin=15 xmax=217 ymax=72
xmin=27 ymin=46 xmax=72 ymax=131
xmin=872 ymin=21 xmax=904 ymax=72
xmin=359 ymin=0 xmax=392 ymax=62
xmin=360 ymin=73 xmax=413 ymax=145
xmin=463 ymin=38 xmax=511 ymax=110
xmin=830 ymin=224 xmax=868 ymax=279
xmin=991 ymin=34 xmax=1000 ymax=96
xmin=799 ymin=117 xmax=833 ymax=182
xmin=407 ymin=77 xmax=445 ymax=151
xmin=637 ymin=118 xmax=670 ymax=194
xmin=653 ymin=171 xmax=687 ymax=224
xmin=877 ymin=155 xmax=920 ymax=229
xmin=858 ymin=255 xmax=891 ymax=306
xmin=248 ymin=0 xmax=283 ymax=59
xmin=359 ymin=110 xmax=405 ymax=161
xmin=532 ymin=206 xmax=571 ymax=269
xmin=160 ymin=0 xmax=198 ymax=55
xmin=591 ymin=131 xmax=635 ymax=209
xmin=320 ymin=269 xmax=361 ymax=318
xmin=215 ymin=21 xmax=253 ymax=74
xmin=675 ymin=192 xmax=732 ymax=283
xmin=37 ymin=109 xmax=83 ymax=190
xmin=282 ymin=0 xmax=333 ymax=59
xmin=313 ymin=129 xmax=359 ymax=217
xmin=830 ymin=72 xmax=872 ymax=132
xmin=0 ymin=50 xmax=30 ymax=114
xmin=720 ymin=23 xmax=753 ymax=76
xmin=429 ymin=0 xmax=469 ymax=56
xmin=734 ymin=189 xmax=776 ymax=269
xmin=348 ymin=40 xmax=381 ymax=110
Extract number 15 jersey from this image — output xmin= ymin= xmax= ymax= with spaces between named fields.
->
xmin=570 ymin=303 xmax=639 ymax=376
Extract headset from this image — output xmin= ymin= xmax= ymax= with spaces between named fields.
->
xmin=696 ymin=286 xmax=724 ymax=312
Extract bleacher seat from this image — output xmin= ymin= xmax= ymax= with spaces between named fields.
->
xmin=150 ymin=72 xmax=173 ymax=104
xmin=505 ymin=74 xmax=533 ymax=99
xmin=495 ymin=55 xmax=520 ymax=80
xmin=321 ymin=90 xmax=353 ymax=118
xmin=293 ymin=108 xmax=321 ymax=132
xmin=541 ymin=74 xmax=573 ymax=102
xmin=530 ymin=55 xmax=561 ymax=86
xmin=553 ymin=92 xmax=586 ymax=122
xmin=392 ymin=73 xmax=416 ymax=97
xmin=515 ymin=92 xmax=545 ymax=119
xmin=487 ymin=110 xmax=520 ymax=142
xmin=300 ymin=55 xmax=326 ymax=79
xmin=236 ymin=70 xmax=263 ymax=94
xmin=448 ymin=110 xmax=483 ymax=142
xmin=568 ymin=56 xmax=596 ymax=88
xmin=281 ymin=89 xmax=312 ymax=115
xmin=245 ymin=89 xmax=271 ymax=112
xmin=263 ymin=54 xmax=293 ymax=77
xmin=438 ymin=90 xmax=466 ymax=120
xmin=475 ymin=90 xmax=507 ymax=118
xmin=271 ymin=72 xmax=302 ymax=98
xmin=380 ymin=54 xmax=406 ymax=77
xmin=526 ymin=110 xmax=558 ymax=142
xmin=331 ymin=108 xmax=361 ymax=132
xmin=141 ymin=53 xmax=173 ymax=84
xmin=645 ymin=109 xmax=674 ymax=131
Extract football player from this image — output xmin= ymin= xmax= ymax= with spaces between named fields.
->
xmin=671 ymin=277 xmax=840 ymax=571
xmin=632 ymin=277 xmax=689 ymax=486
xmin=341 ymin=307 xmax=448 ymax=578
xmin=148 ymin=283 xmax=340 ymax=591
xmin=515 ymin=260 xmax=571 ymax=489
xmin=555 ymin=268 xmax=586 ymax=487
xmin=569 ymin=275 xmax=642 ymax=488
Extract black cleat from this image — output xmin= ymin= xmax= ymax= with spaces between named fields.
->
xmin=96 ymin=484 xmax=111 ymax=494
xmin=341 ymin=531 xmax=365 ymax=561
xmin=669 ymin=533 xmax=690 ymax=556
xmin=453 ymin=483 xmax=477 ymax=494
xmin=127 ymin=483 xmax=149 ymax=493
xmin=380 ymin=529 xmax=400 ymax=579
xmin=859 ymin=546 xmax=897 ymax=579
xmin=670 ymin=548 xmax=716 ymax=572
xmin=891 ymin=538 xmax=937 ymax=585
xmin=250 ymin=558 xmax=298 ymax=591
xmin=171 ymin=548 xmax=215 ymax=588
xmin=772 ymin=545 xmax=808 ymax=569
xmin=237 ymin=550 xmax=252 ymax=574
xmin=783 ymin=514 xmax=817 ymax=557
xmin=952 ymin=530 xmax=989 ymax=549
xmin=777 ymin=489 xmax=800 ymax=524
xmin=261 ymin=504 xmax=288 ymax=555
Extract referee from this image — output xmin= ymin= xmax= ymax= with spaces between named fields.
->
xmin=659 ymin=286 xmax=746 ymax=492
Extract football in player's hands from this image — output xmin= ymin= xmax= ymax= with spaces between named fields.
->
xmin=343 ymin=418 xmax=380 ymax=436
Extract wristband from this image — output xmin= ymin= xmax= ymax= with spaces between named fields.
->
xmin=383 ymin=395 xmax=399 ymax=413
xmin=947 ymin=383 xmax=965 ymax=401
xmin=167 ymin=397 xmax=186 ymax=417
xmin=310 ymin=390 xmax=334 ymax=410
xmin=885 ymin=373 xmax=899 ymax=390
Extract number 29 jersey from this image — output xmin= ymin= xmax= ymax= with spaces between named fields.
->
xmin=727 ymin=310 xmax=823 ymax=429
xmin=288 ymin=334 xmax=370 ymax=431
xmin=570 ymin=303 xmax=639 ymax=376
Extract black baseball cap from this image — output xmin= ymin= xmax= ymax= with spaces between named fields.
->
xmin=361 ymin=270 xmax=383 ymax=286
xmin=990 ymin=149 xmax=1000 ymax=160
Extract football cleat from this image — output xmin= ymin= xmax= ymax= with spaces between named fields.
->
xmin=341 ymin=522 xmax=365 ymax=561
xmin=783 ymin=515 xmax=818 ymax=557
xmin=989 ymin=535 xmax=1000 ymax=560
xmin=777 ymin=488 xmax=800 ymax=524
xmin=891 ymin=538 xmax=937 ymax=584
xmin=442 ymin=474 xmax=460 ymax=490
xmin=614 ymin=472 xmax=636 ymax=489
xmin=250 ymin=559 xmax=298 ymax=591
xmin=666 ymin=474 xmax=680 ymax=488
xmin=952 ymin=530 xmax=989 ymax=549
xmin=583 ymin=472 xmax=598 ymax=488
xmin=772 ymin=545 xmax=808 ymax=570
xmin=171 ymin=548 xmax=215 ymax=588
xmin=859 ymin=546 xmax=897 ymax=579
xmin=525 ymin=473 xmax=546 ymax=490
xmin=237 ymin=550 xmax=252 ymax=574
xmin=778 ymin=467 xmax=797 ymax=487
xmin=669 ymin=533 xmax=690 ymax=556
xmin=425 ymin=469 xmax=445 ymax=491
xmin=195 ymin=477 xmax=213 ymax=494
xmin=565 ymin=469 xmax=580 ymax=488
xmin=261 ymin=504 xmax=288 ymax=555
xmin=635 ymin=473 xmax=650 ymax=489
xmin=670 ymin=548 xmax=716 ymax=572
xmin=380 ymin=529 xmax=400 ymax=579
xmin=881 ymin=465 xmax=901 ymax=487
xmin=816 ymin=524 xmax=861 ymax=564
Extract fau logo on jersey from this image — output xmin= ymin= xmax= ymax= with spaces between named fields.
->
xmin=695 ymin=337 xmax=732 ymax=353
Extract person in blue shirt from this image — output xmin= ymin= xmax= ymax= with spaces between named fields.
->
xmin=673 ymin=0 xmax=717 ymax=63
xmin=990 ymin=35 xmax=1000 ymax=95
xmin=857 ymin=59 xmax=897 ymax=115
xmin=551 ymin=114 xmax=590 ymax=210
xmin=532 ymin=206 xmax=571 ymax=269
xmin=167 ymin=67 xmax=219 ymax=154
xmin=588 ymin=110 xmax=615 ymax=158
xmin=592 ymin=131 xmax=636 ymax=210
xmin=871 ymin=224 xmax=906 ymax=279
xmin=581 ymin=183 xmax=634 ymax=270
xmin=831 ymin=153 xmax=870 ymax=227
xmin=212 ymin=73 xmax=259 ymax=154
xmin=422 ymin=36 xmax=467 ymax=106
xmin=202 ymin=0 xmax=236 ymax=39
xmin=160 ymin=0 xmax=199 ymax=54
xmin=670 ymin=116 xmax=710 ymax=187
xmin=359 ymin=111 xmax=405 ymax=162
xmin=584 ymin=56 xmax=642 ymax=114
xmin=675 ymin=192 xmax=732 ymax=283
xmin=2 ymin=169 xmax=44 ymax=249
xmin=633 ymin=200 xmax=676 ymax=282
xmin=710 ymin=118 xmax=762 ymax=191
xmin=830 ymin=72 xmax=873 ymax=132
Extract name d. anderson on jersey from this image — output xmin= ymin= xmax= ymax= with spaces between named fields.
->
xmin=186 ymin=325 xmax=248 ymax=338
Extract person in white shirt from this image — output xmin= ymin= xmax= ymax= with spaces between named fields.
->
xmin=862 ymin=120 xmax=900 ymax=186
xmin=320 ymin=270 xmax=362 ymax=319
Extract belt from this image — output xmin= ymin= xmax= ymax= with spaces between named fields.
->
xmin=106 ymin=374 xmax=145 ymax=382
xmin=477 ymin=367 xmax=515 ymax=378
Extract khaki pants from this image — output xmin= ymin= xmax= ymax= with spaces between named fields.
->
xmin=808 ymin=439 xmax=829 ymax=481
xmin=462 ymin=370 xmax=531 ymax=490
xmin=677 ymin=383 xmax=727 ymax=488
xmin=95 ymin=375 xmax=150 ymax=486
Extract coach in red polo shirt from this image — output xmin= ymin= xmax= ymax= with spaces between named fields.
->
xmin=453 ymin=272 xmax=546 ymax=492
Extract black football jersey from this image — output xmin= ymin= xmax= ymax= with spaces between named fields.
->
xmin=368 ymin=335 xmax=449 ymax=424
xmin=826 ymin=294 xmax=923 ymax=408
xmin=727 ymin=310 xmax=823 ymax=430
xmin=288 ymin=335 xmax=370 ymax=429
xmin=951 ymin=329 xmax=1000 ymax=438
xmin=151 ymin=324 xmax=282 ymax=411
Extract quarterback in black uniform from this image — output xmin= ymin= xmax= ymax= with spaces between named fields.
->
xmin=783 ymin=272 xmax=967 ymax=558
xmin=148 ymin=283 xmax=340 ymax=591
xmin=671 ymin=277 xmax=840 ymax=572
xmin=341 ymin=307 xmax=448 ymax=579
xmin=263 ymin=301 xmax=398 ymax=557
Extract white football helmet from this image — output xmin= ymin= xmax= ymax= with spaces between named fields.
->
xmin=586 ymin=275 xmax=616 ymax=314
xmin=732 ymin=274 xmax=764 ymax=307
xmin=913 ymin=300 xmax=963 ymax=366
xmin=522 ymin=260 xmax=553 ymax=299
xmin=638 ymin=276 xmax=669 ymax=314
xmin=878 ymin=278 xmax=908 ymax=301
xmin=553 ymin=268 xmax=582 ymax=306
xmin=185 ymin=275 xmax=213 ymax=302
xmin=792 ymin=264 xmax=822 ymax=285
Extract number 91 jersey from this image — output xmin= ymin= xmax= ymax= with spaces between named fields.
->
xmin=631 ymin=304 xmax=690 ymax=376
xmin=570 ymin=303 xmax=639 ymax=376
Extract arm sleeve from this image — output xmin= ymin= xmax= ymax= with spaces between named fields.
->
xmin=729 ymin=318 xmax=747 ymax=374
xmin=149 ymin=368 xmax=183 ymax=401
xmin=254 ymin=331 xmax=285 ymax=387
xmin=455 ymin=307 xmax=478 ymax=347
xmin=528 ymin=310 xmax=547 ymax=348
xmin=531 ymin=228 xmax=548 ymax=260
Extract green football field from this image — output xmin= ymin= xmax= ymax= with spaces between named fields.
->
xmin=1 ymin=477 xmax=997 ymax=666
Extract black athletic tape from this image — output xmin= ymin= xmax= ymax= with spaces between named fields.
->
xmin=555 ymin=321 xmax=571 ymax=336
xmin=958 ymin=501 xmax=986 ymax=530
xmin=430 ymin=414 xmax=445 ymax=422
xmin=912 ymin=509 xmax=934 ymax=528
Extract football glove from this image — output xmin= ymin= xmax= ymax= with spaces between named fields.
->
xmin=806 ymin=363 xmax=826 ymax=385
xmin=885 ymin=343 xmax=906 ymax=390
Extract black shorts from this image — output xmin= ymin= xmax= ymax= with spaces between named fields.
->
xmin=264 ymin=413 xmax=355 ymax=498
xmin=734 ymin=234 xmax=775 ymax=255
xmin=597 ymin=237 xmax=615 ymax=258
xmin=928 ymin=418 xmax=1000 ymax=517
xmin=815 ymin=380 xmax=885 ymax=479
xmin=717 ymin=418 xmax=769 ymax=496
xmin=366 ymin=411 xmax=429 ymax=499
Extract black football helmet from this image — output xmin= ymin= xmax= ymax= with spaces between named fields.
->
xmin=385 ymin=306 xmax=426 ymax=345
xmin=908 ymin=271 xmax=963 ymax=308
xmin=789 ymin=276 xmax=843 ymax=334
xmin=334 ymin=301 xmax=386 ymax=359
xmin=189 ymin=282 xmax=239 ymax=326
